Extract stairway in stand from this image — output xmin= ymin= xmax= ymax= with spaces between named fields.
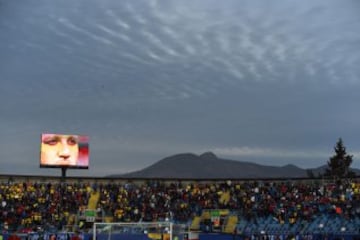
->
xmin=87 ymin=191 xmax=100 ymax=210
xmin=223 ymin=215 xmax=238 ymax=234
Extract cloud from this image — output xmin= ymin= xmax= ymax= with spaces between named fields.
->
xmin=95 ymin=24 xmax=131 ymax=42
xmin=105 ymin=10 xmax=131 ymax=30
xmin=1 ymin=0 xmax=360 ymax=177
xmin=57 ymin=18 xmax=114 ymax=45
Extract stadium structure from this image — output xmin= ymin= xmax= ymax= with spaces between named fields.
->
xmin=2 ymin=174 xmax=360 ymax=240
xmin=0 ymin=133 xmax=360 ymax=240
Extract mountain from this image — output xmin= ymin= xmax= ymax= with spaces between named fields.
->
xmin=108 ymin=152 xmax=338 ymax=179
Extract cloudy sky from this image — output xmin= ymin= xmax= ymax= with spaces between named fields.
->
xmin=1 ymin=0 xmax=360 ymax=177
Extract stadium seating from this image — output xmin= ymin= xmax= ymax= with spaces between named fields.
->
xmin=1 ymin=178 xmax=360 ymax=238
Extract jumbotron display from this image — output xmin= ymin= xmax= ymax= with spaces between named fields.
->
xmin=40 ymin=133 xmax=89 ymax=169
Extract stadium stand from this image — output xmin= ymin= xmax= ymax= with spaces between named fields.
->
xmin=0 ymin=177 xmax=360 ymax=240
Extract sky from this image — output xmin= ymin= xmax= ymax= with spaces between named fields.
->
xmin=1 ymin=0 xmax=360 ymax=177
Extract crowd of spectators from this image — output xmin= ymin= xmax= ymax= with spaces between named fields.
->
xmin=1 ymin=178 xmax=360 ymax=233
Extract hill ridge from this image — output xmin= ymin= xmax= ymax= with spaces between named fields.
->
xmin=109 ymin=152 xmax=341 ymax=179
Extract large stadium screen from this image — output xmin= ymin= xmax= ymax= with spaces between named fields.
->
xmin=40 ymin=133 xmax=89 ymax=169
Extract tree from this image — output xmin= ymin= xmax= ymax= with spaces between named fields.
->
xmin=324 ymin=138 xmax=355 ymax=179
